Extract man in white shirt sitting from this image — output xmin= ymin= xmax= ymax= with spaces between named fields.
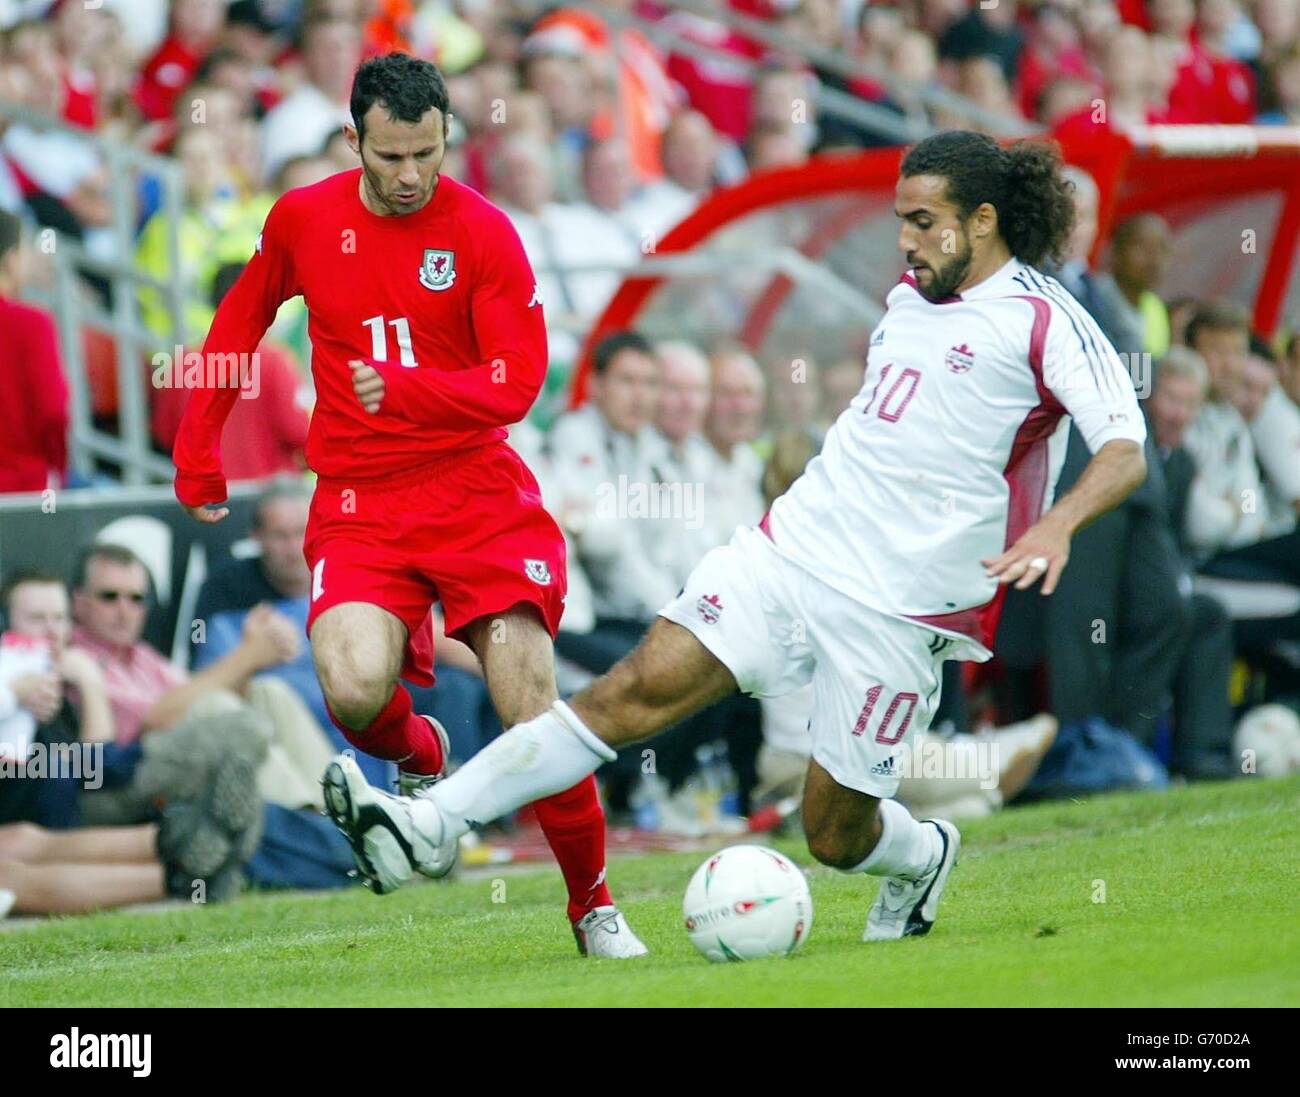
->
xmin=548 ymin=333 xmax=760 ymax=822
xmin=626 ymin=110 xmax=730 ymax=244
xmin=1184 ymin=302 xmax=1300 ymax=680
xmin=260 ymin=16 xmax=361 ymax=184
xmin=548 ymin=332 xmax=670 ymax=657
xmin=491 ymin=134 xmax=639 ymax=358
xmin=702 ymin=345 xmax=768 ymax=549
xmin=649 ymin=340 xmax=717 ymax=586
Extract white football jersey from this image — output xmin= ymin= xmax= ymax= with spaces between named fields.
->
xmin=765 ymin=258 xmax=1146 ymax=658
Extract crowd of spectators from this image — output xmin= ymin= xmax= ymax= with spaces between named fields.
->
xmin=0 ymin=522 xmax=359 ymax=916
xmin=5 ymin=0 xmax=1300 ymax=398
xmin=3 ymin=1 xmax=1300 ymax=918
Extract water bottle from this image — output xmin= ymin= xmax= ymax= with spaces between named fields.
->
xmin=718 ymin=746 xmax=741 ymax=818
xmin=630 ymin=772 xmax=667 ymax=832
xmin=695 ymin=743 xmax=723 ymax=827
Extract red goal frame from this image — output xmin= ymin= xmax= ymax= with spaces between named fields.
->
xmin=570 ymin=126 xmax=1300 ymax=406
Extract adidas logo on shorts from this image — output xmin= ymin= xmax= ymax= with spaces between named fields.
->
xmin=869 ymin=756 xmax=898 ymax=777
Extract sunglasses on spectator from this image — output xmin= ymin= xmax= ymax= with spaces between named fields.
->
xmin=93 ymin=589 xmax=147 ymax=604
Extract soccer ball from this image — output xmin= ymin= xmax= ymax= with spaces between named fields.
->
xmin=683 ymin=845 xmax=813 ymax=962
xmin=1234 ymin=704 xmax=1300 ymax=778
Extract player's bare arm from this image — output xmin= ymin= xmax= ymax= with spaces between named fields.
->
xmin=983 ymin=438 xmax=1147 ymax=595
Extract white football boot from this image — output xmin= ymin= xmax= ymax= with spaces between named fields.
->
xmin=321 ymin=753 xmax=458 ymax=894
xmin=573 ymin=905 xmax=649 ymax=959
xmin=864 ymin=818 xmax=961 ymax=941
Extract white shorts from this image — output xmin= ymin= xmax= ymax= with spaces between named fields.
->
xmin=659 ymin=525 xmax=960 ymax=798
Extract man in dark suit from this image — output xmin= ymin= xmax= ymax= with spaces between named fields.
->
xmin=999 ymin=168 xmax=1186 ymax=752
xmin=996 ymin=172 xmax=1232 ymax=776
xmin=1144 ymin=348 xmax=1237 ymax=778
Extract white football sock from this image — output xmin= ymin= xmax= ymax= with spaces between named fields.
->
xmin=848 ymin=797 xmax=942 ymax=880
xmin=411 ymin=700 xmax=616 ymax=841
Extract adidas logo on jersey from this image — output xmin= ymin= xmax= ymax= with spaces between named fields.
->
xmin=869 ymin=756 xmax=898 ymax=777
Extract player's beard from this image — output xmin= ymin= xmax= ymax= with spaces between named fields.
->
xmin=360 ymin=161 xmax=438 ymax=217
xmin=916 ymin=230 xmax=973 ymax=301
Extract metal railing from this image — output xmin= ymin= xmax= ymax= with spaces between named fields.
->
xmin=531 ymin=243 xmax=884 ymax=339
xmin=0 ymin=98 xmax=186 ymax=486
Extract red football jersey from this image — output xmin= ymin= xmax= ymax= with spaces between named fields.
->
xmin=173 ymin=170 xmax=547 ymax=506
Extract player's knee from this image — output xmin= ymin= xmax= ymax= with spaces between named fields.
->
xmin=320 ymin=666 xmax=392 ymax=730
xmin=0 ymin=822 xmax=45 ymax=862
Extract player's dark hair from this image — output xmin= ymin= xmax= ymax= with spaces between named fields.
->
xmin=900 ymin=131 xmax=1075 ymax=268
xmin=0 ymin=209 xmax=21 ymax=261
xmin=351 ymin=52 xmax=450 ymax=145
xmin=1186 ymin=301 xmax=1251 ymax=350
xmin=592 ymin=331 xmax=654 ymax=375
xmin=0 ymin=569 xmax=66 ymax=619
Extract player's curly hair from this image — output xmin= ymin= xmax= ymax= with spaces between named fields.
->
xmin=900 ymin=131 xmax=1075 ymax=269
xmin=351 ymin=52 xmax=450 ymax=144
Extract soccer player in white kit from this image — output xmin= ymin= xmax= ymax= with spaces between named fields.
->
xmin=324 ymin=131 xmax=1150 ymax=943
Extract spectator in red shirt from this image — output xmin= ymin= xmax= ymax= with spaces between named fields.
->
xmin=1196 ymin=0 xmax=1257 ymax=122
xmin=1016 ymin=4 xmax=1101 ymax=121
xmin=1151 ymin=0 xmax=1222 ymax=121
xmin=134 ymin=0 xmax=228 ymax=123
xmin=0 ymin=211 xmax=69 ymax=495
xmin=49 ymin=0 xmax=116 ymax=129
xmin=1054 ymin=25 xmax=1172 ymax=138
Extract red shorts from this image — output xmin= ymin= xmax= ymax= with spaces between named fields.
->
xmin=302 ymin=442 xmax=567 ymax=686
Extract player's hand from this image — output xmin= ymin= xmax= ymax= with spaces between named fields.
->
xmin=349 ymin=359 xmax=385 ymax=414
xmin=182 ymin=502 xmax=230 ymax=524
xmin=11 ymin=671 xmax=62 ymax=725
xmin=982 ymin=516 xmax=1071 ymax=595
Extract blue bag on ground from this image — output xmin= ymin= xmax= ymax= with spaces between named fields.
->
xmin=1022 ymin=717 xmax=1170 ymax=799
xmin=244 ymin=804 xmax=356 ymax=890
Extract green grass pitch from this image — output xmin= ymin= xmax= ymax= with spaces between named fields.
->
xmin=3 ymin=775 xmax=1297 ymax=1007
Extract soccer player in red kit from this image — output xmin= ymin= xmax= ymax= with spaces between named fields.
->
xmin=173 ymin=53 xmax=646 ymax=958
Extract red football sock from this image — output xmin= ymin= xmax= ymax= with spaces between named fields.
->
xmin=533 ymin=775 xmax=613 ymax=924
xmin=326 ymin=685 xmax=445 ymax=775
